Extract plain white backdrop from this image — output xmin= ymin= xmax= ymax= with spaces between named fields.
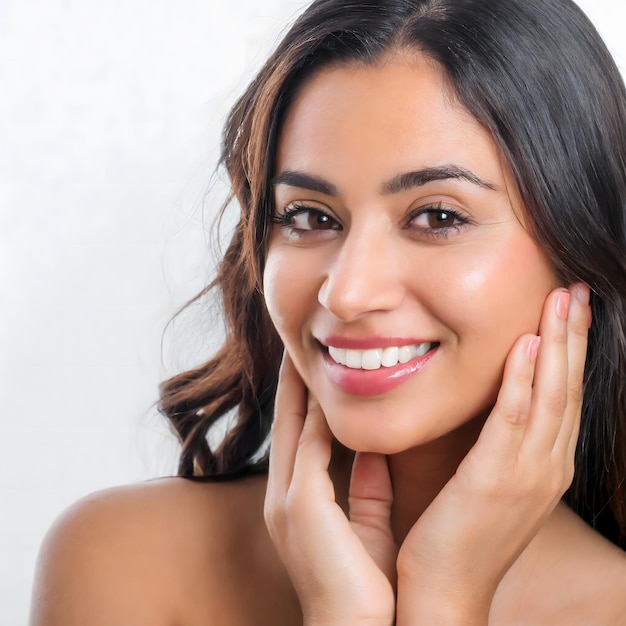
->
xmin=1 ymin=0 xmax=625 ymax=624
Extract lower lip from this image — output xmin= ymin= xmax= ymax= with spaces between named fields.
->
xmin=321 ymin=346 xmax=438 ymax=397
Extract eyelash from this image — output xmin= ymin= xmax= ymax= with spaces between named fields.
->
xmin=272 ymin=201 xmax=470 ymax=239
xmin=407 ymin=202 xmax=471 ymax=239
xmin=271 ymin=203 xmax=340 ymax=236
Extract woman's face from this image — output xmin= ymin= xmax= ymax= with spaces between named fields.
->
xmin=263 ymin=54 xmax=558 ymax=453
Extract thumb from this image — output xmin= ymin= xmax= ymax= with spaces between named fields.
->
xmin=349 ymin=452 xmax=397 ymax=586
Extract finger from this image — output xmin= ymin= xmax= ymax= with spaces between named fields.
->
xmin=267 ymin=352 xmax=308 ymax=496
xmin=556 ymin=282 xmax=590 ymax=458
xmin=524 ymin=288 xmax=570 ymax=454
xmin=471 ymin=333 xmax=538 ymax=470
xmin=290 ymin=395 xmax=334 ymax=492
xmin=349 ymin=453 xmax=397 ymax=584
xmin=349 ymin=452 xmax=393 ymax=528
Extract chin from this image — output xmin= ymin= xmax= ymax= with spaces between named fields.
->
xmin=323 ymin=408 xmax=437 ymax=454
xmin=321 ymin=397 xmax=493 ymax=456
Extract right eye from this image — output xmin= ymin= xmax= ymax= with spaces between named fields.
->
xmin=273 ymin=204 xmax=341 ymax=233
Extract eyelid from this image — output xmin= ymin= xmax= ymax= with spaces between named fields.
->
xmin=272 ymin=201 xmax=342 ymax=235
xmin=277 ymin=197 xmax=340 ymax=216
xmin=275 ymin=191 xmax=334 ymax=206
xmin=405 ymin=202 xmax=473 ymax=238
xmin=408 ymin=198 xmax=468 ymax=216
xmin=275 ymin=198 xmax=332 ymax=215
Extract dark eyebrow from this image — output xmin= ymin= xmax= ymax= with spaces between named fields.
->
xmin=270 ymin=164 xmax=496 ymax=197
xmin=270 ymin=171 xmax=338 ymax=196
xmin=384 ymin=165 xmax=496 ymax=193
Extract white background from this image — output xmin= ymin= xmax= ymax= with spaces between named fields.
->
xmin=1 ymin=1 xmax=624 ymax=624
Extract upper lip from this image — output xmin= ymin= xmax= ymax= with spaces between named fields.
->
xmin=318 ymin=336 xmax=435 ymax=349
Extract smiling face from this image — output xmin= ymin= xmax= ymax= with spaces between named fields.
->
xmin=263 ymin=53 xmax=558 ymax=453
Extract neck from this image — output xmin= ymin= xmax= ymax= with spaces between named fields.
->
xmin=387 ymin=414 xmax=485 ymax=544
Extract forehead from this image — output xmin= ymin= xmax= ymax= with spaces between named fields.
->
xmin=275 ymin=53 xmax=506 ymax=190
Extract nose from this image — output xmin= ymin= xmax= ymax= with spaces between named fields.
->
xmin=317 ymin=225 xmax=406 ymax=321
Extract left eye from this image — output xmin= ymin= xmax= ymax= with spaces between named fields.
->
xmin=293 ymin=209 xmax=337 ymax=230
xmin=413 ymin=209 xmax=458 ymax=228
xmin=273 ymin=206 xmax=340 ymax=231
xmin=408 ymin=206 xmax=468 ymax=236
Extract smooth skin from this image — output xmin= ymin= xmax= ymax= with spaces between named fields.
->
xmin=266 ymin=300 xmax=584 ymax=624
xmin=262 ymin=52 xmax=626 ymax=624
xmin=31 ymin=54 xmax=626 ymax=625
xmin=264 ymin=56 xmax=562 ymax=457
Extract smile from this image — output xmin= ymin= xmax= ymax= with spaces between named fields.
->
xmin=321 ymin=340 xmax=439 ymax=396
xmin=327 ymin=343 xmax=436 ymax=370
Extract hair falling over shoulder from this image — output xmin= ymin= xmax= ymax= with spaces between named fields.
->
xmin=159 ymin=0 xmax=626 ymax=548
xmin=157 ymin=224 xmax=283 ymax=478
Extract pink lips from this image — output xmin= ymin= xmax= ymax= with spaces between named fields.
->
xmin=320 ymin=336 xmax=430 ymax=349
xmin=319 ymin=337 xmax=438 ymax=397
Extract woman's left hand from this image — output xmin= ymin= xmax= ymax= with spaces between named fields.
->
xmin=395 ymin=283 xmax=591 ymax=625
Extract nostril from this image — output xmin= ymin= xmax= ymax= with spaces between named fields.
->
xmin=318 ymin=272 xmax=405 ymax=321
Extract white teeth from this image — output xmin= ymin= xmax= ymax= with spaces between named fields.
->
xmin=381 ymin=346 xmax=398 ymax=367
xmin=361 ymin=349 xmax=383 ymax=370
xmin=327 ymin=343 xmax=434 ymax=369
xmin=345 ymin=349 xmax=362 ymax=369
xmin=328 ymin=346 xmax=344 ymax=364
xmin=398 ymin=345 xmax=414 ymax=363
xmin=416 ymin=343 xmax=430 ymax=357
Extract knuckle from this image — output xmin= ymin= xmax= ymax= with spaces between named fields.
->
xmin=544 ymin=462 xmax=571 ymax=498
xmin=545 ymin=387 xmax=567 ymax=416
xmin=517 ymin=476 xmax=556 ymax=504
xmin=517 ymin=471 xmax=545 ymax=497
xmin=500 ymin=400 xmax=528 ymax=427
xmin=567 ymin=380 xmax=584 ymax=406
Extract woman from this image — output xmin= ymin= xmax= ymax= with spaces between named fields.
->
xmin=31 ymin=0 xmax=626 ymax=624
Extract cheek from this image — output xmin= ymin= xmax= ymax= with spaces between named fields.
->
xmin=263 ymin=246 xmax=316 ymax=344
xmin=442 ymin=238 xmax=556 ymax=340
xmin=262 ymin=248 xmax=288 ymax=332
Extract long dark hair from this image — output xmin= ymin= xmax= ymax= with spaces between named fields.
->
xmin=159 ymin=0 xmax=626 ymax=547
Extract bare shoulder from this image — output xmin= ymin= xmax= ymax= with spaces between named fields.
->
xmin=498 ymin=503 xmax=626 ymax=625
xmin=582 ymin=526 xmax=626 ymax=625
xmin=557 ymin=506 xmax=626 ymax=624
xmin=31 ymin=474 xmax=300 ymax=626
xmin=605 ymin=559 xmax=626 ymax=624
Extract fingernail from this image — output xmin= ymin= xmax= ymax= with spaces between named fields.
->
xmin=527 ymin=335 xmax=541 ymax=362
xmin=556 ymin=290 xmax=570 ymax=320
xmin=573 ymin=283 xmax=590 ymax=305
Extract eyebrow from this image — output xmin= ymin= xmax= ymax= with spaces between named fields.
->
xmin=384 ymin=165 xmax=497 ymax=193
xmin=270 ymin=165 xmax=496 ymax=196
xmin=270 ymin=171 xmax=338 ymax=195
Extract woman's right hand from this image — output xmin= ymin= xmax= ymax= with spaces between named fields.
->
xmin=264 ymin=354 xmax=397 ymax=626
